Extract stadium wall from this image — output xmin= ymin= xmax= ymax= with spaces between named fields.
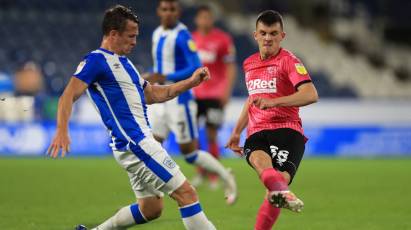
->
xmin=0 ymin=98 xmax=410 ymax=157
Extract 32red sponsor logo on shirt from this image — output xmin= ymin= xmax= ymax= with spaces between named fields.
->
xmin=246 ymin=77 xmax=277 ymax=95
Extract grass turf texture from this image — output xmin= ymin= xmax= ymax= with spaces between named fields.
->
xmin=0 ymin=158 xmax=410 ymax=230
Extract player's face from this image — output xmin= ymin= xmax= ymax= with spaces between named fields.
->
xmin=254 ymin=22 xmax=285 ymax=58
xmin=157 ymin=1 xmax=180 ymax=28
xmin=195 ymin=10 xmax=214 ymax=31
xmin=114 ymin=20 xmax=139 ymax=55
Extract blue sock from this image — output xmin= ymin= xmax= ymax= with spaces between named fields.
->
xmin=94 ymin=203 xmax=147 ymax=229
xmin=179 ymin=202 xmax=202 ymax=218
xmin=179 ymin=202 xmax=216 ymax=230
xmin=184 ymin=151 xmax=199 ymax=164
xmin=130 ymin=203 xmax=147 ymax=224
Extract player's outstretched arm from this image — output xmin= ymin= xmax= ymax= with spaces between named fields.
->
xmin=144 ymin=67 xmax=210 ymax=104
xmin=47 ymin=78 xmax=88 ymax=158
xmin=143 ymin=72 xmax=166 ymax=85
xmin=253 ymin=82 xmax=319 ymax=109
xmin=225 ymin=99 xmax=249 ymax=155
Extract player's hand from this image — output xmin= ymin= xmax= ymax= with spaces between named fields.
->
xmin=145 ymin=73 xmax=166 ymax=84
xmin=47 ymin=130 xmax=71 ymax=158
xmin=225 ymin=133 xmax=243 ymax=156
xmin=252 ymin=97 xmax=276 ymax=110
xmin=190 ymin=67 xmax=210 ymax=87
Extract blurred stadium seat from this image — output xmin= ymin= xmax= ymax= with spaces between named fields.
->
xmin=1 ymin=0 xmax=410 ymax=99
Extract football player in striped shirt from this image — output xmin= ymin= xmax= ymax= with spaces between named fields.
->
xmin=145 ymin=0 xmax=237 ymax=205
xmin=47 ymin=5 xmax=216 ymax=230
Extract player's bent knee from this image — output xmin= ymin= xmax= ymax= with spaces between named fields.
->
xmin=249 ymin=150 xmax=274 ymax=175
xmin=139 ymin=204 xmax=162 ymax=221
xmin=170 ymin=181 xmax=198 ymax=206
xmin=179 ymin=141 xmax=197 ymax=155
xmin=142 ymin=207 xmax=162 ymax=221
xmin=139 ymin=197 xmax=164 ymax=221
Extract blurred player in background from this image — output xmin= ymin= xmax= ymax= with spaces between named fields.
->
xmin=191 ymin=5 xmax=237 ymax=189
xmin=47 ymin=5 xmax=217 ymax=230
xmin=226 ymin=10 xmax=319 ymax=230
xmin=14 ymin=61 xmax=44 ymax=97
xmin=145 ymin=0 xmax=237 ymax=205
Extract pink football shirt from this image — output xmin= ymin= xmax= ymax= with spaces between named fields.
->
xmin=243 ymin=48 xmax=312 ymax=138
xmin=192 ymin=28 xmax=235 ymax=100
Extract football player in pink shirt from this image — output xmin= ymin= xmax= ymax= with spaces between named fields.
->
xmin=226 ymin=10 xmax=319 ymax=230
xmin=192 ymin=5 xmax=237 ymax=188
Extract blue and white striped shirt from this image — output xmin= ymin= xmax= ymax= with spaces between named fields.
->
xmin=152 ymin=22 xmax=201 ymax=103
xmin=74 ymin=48 xmax=151 ymax=151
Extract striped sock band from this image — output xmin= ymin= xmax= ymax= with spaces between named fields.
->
xmin=179 ymin=202 xmax=202 ymax=218
xmin=130 ymin=204 xmax=148 ymax=224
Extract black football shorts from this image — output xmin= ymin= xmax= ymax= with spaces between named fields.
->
xmin=243 ymin=128 xmax=305 ymax=184
xmin=196 ymin=99 xmax=224 ymax=128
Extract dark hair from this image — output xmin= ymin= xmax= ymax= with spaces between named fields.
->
xmin=196 ymin=5 xmax=212 ymax=15
xmin=102 ymin=5 xmax=139 ymax=35
xmin=256 ymin=10 xmax=283 ymax=29
xmin=159 ymin=0 xmax=179 ymax=4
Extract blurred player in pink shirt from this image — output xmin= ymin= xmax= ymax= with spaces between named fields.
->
xmin=226 ymin=10 xmax=319 ymax=230
xmin=192 ymin=5 xmax=237 ymax=188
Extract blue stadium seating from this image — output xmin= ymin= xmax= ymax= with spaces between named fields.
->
xmin=0 ymin=0 xmax=357 ymax=98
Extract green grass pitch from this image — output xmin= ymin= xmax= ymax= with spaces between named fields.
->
xmin=0 ymin=157 xmax=410 ymax=230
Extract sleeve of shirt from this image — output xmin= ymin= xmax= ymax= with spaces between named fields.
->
xmin=285 ymin=55 xmax=312 ymax=90
xmin=139 ymin=75 xmax=148 ymax=89
xmin=73 ymin=53 xmax=105 ymax=85
xmin=126 ymin=59 xmax=148 ymax=90
xmin=221 ymin=34 xmax=236 ymax=63
xmin=141 ymin=80 xmax=148 ymax=89
xmin=166 ymin=30 xmax=202 ymax=81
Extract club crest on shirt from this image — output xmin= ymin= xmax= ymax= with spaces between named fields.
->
xmin=188 ymin=40 xmax=197 ymax=52
xmin=267 ymin=66 xmax=277 ymax=75
xmin=163 ymin=156 xmax=176 ymax=169
xmin=295 ymin=63 xmax=308 ymax=75
xmin=74 ymin=61 xmax=86 ymax=75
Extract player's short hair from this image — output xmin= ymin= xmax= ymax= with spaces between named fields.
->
xmin=102 ymin=5 xmax=139 ymax=36
xmin=159 ymin=0 xmax=179 ymax=4
xmin=196 ymin=5 xmax=212 ymax=15
xmin=256 ymin=10 xmax=283 ymax=30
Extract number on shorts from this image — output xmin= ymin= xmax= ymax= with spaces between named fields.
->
xmin=178 ymin=121 xmax=186 ymax=139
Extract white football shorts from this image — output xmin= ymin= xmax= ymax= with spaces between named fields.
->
xmin=147 ymin=97 xmax=198 ymax=144
xmin=113 ymin=137 xmax=186 ymax=199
